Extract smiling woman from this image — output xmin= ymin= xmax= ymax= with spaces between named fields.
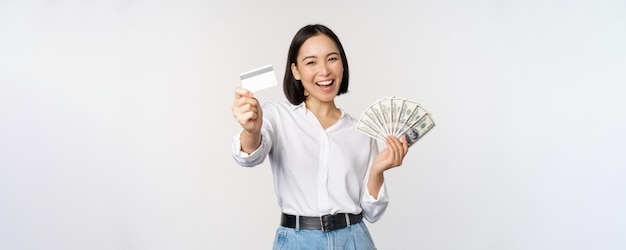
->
xmin=291 ymin=35 xmax=344 ymax=105
xmin=2 ymin=1 xmax=625 ymax=249
xmin=230 ymin=24 xmax=411 ymax=250
xmin=283 ymin=25 xmax=350 ymax=107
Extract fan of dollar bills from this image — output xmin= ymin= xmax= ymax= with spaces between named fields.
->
xmin=356 ymin=96 xmax=435 ymax=147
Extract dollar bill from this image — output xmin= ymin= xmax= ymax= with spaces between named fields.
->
xmin=397 ymin=114 xmax=435 ymax=147
xmin=378 ymin=98 xmax=393 ymax=137
xmin=397 ymin=101 xmax=428 ymax=137
xmin=390 ymin=97 xmax=407 ymax=136
xmin=366 ymin=99 xmax=391 ymax=137
xmin=356 ymin=112 xmax=387 ymax=142
xmin=356 ymin=96 xmax=435 ymax=146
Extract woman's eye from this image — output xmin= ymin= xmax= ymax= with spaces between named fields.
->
xmin=328 ymin=57 xmax=338 ymax=62
xmin=306 ymin=61 xmax=315 ymax=65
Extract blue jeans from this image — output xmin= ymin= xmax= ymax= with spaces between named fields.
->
xmin=272 ymin=221 xmax=377 ymax=250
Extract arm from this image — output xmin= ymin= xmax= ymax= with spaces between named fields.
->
xmin=360 ymin=135 xmax=408 ymax=223
xmin=367 ymin=135 xmax=409 ymax=198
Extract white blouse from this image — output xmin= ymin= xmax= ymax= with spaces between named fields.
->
xmin=231 ymin=101 xmax=389 ymax=223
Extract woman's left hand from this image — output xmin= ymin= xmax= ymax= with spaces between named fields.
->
xmin=371 ymin=135 xmax=409 ymax=174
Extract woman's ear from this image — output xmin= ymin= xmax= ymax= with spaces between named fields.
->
xmin=291 ymin=63 xmax=301 ymax=80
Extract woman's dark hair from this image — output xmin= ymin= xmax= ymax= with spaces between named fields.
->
xmin=283 ymin=24 xmax=350 ymax=105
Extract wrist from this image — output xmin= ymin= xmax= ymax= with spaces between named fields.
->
xmin=368 ymin=167 xmax=385 ymax=183
xmin=370 ymin=167 xmax=384 ymax=178
xmin=370 ymin=162 xmax=387 ymax=176
xmin=240 ymin=130 xmax=261 ymax=153
xmin=367 ymin=168 xmax=385 ymax=199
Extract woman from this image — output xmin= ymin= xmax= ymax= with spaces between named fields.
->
xmin=231 ymin=24 xmax=409 ymax=250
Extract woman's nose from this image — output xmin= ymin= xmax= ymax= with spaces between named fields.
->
xmin=320 ymin=63 xmax=331 ymax=76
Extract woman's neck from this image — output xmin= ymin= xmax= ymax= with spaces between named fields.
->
xmin=304 ymin=99 xmax=341 ymax=129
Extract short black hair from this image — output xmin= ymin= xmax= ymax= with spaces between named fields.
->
xmin=283 ymin=24 xmax=350 ymax=105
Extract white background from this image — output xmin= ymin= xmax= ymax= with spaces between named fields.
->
xmin=1 ymin=1 xmax=625 ymax=249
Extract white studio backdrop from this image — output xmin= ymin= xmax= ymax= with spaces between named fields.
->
xmin=1 ymin=1 xmax=625 ymax=249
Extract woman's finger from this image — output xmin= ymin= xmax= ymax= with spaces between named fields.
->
xmin=234 ymin=87 xmax=253 ymax=99
xmin=391 ymin=136 xmax=406 ymax=166
xmin=386 ymin=136 xmax=400 ymax=165
xmin=401 ymin=135 xmax=409 ymax=156
xmin=234 ymin=97 xmax=258 ymax=114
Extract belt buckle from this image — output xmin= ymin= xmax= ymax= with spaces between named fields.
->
xmin=320 ymin=214 xmax=335 ymax=232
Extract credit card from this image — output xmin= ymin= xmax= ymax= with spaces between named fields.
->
xmin=240 ymin=64 xmax=278 ymax=92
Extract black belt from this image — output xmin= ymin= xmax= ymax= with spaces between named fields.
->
xmin=281 ymin=213 xmax=363 ymax=232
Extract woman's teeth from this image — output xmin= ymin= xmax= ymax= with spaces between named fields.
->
xmin=316 ymin=80 xmax=333 ymax=86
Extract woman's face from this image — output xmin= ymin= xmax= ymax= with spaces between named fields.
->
xmin=291 ymin=34 xmax=344 ymax=104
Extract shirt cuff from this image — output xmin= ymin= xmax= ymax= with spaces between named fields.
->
xmin=233 ymin=131 xmax=262 ymax=158
xmin=363 ymin=182 xmax=389 ymax=204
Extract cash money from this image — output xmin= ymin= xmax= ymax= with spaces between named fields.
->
xmin=356 ymin=96 xmax=435 ymax=146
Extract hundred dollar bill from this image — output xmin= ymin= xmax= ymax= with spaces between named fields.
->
xmin=395 ymin=99 xmax=417 ymax=137
xmin=356 ymin=112 xmax=387 ymax=141
xmin=390 ymin=97 xmax=407 ymax=137
xmin=364 ymin=103 xmax=386 ymax=132
xmin=365 ymin=100 xmax=391 ymax=137
xmin=378 ymin=97 xmax=395 ymax=137
xmin=399 ymin=114 xmax=435 ymax=147
xmin=396 ymin=100 xmax=427 ymax=137
xmin=357 ymin=96 xmax=435 ymax=146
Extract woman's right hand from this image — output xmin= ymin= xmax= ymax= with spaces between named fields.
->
xmin=232 ymin=87 xmax=263 ymax=135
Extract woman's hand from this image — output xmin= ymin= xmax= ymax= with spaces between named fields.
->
xmin=372 ymin=135 xmax=409 ymax=173
xmin=371 ymin=135 xmax=409 ymax=174
xmin=367 ymin=135 xmax=409 ymax=199
xmin=232 ymin=87 xmax=263 ymax=153
xmin=232 ymin=87 xmax=262 ymax=134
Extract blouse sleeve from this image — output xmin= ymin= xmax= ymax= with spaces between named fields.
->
xmin=360 ymin=139 xmax=390 ymax=223
xmin=231 ymin=103 xmax=275 ymax=167
xmin=231 ymin=130 xmax=271 ymax=167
